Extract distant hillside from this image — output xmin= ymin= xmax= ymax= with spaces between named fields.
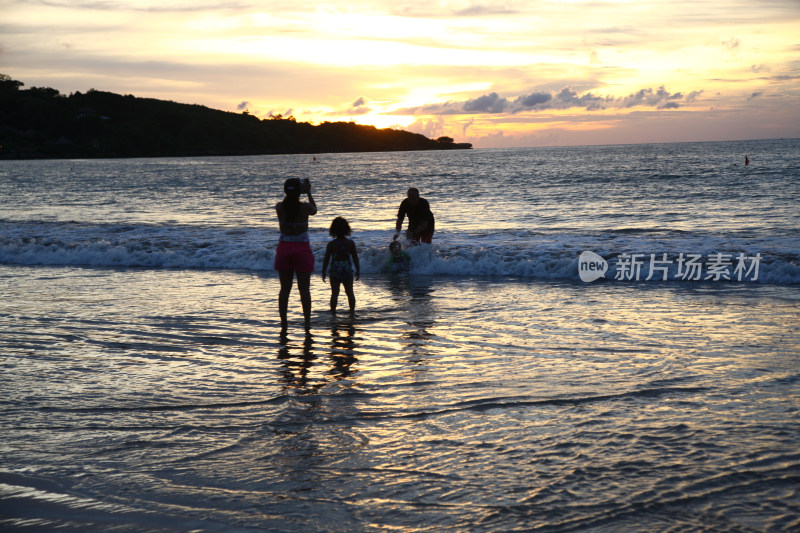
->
xmin=0 ymin=75 xmax=471 ymax=159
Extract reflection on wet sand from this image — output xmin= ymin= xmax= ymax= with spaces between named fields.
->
xmin=277 ymin=318 xmax=360 ymax=392
xmin=387 ymin=274 xmax=436 ymax=362
xmin=330 ymin=321 xmax=358 ymax=379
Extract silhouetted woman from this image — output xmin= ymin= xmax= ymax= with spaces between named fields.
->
xmin=275 ymin=178 xmax=317 ymax=333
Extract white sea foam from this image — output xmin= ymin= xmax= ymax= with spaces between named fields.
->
xmin=1 ymin=220 xmax=797 ymax=284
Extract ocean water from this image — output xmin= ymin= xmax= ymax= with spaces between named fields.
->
xmin=1 ymin=139 xmax=799 ymax=532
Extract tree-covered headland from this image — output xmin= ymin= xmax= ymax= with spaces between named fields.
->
xmin=0 ymin=75 xmax=471 ymax=159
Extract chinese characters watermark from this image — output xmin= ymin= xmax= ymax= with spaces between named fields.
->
xmin=579 ymin=251 xmax=761 ymax=283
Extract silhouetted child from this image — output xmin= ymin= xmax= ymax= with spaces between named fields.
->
xmin=322 ymin=217 xmax=360 ymax=313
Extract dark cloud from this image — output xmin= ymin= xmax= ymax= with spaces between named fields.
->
xmin=236 ymin=101 xmax=248 ymax=111
xmin=348 ymin=106 xmax=372 ymax=116
xmin=515 ymin=92 xmax=552 ymax=107
xmin=390 ymin=101 xmax=465 ymax=115
xmin=618 ymin=86 xmax=683 ymax=108
xmin=326 ymin=96 xmax=371 ymax=116
xmin=463 ymin=92 xmax=509 ymax=113
xmin=348 ymin=96 xmax=371 ymax=115
xmin=550 ymin=87 xmax=609 ymax=110
xmin=265 ymin=109 xmax=293 ymax=118
xmin=686 ymin=90 xmax=703 ymax=101
xmin=769 ymin=73 xmax=800 ymax=81
xmin=391 ymin=85 xmax=701 ymax=116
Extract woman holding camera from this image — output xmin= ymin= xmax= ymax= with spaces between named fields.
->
xmin=275 ymin=178 xmax=317 ymax=334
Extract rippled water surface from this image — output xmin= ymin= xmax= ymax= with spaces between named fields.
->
xmin=3 ymin=264 xmax=799 ymax=532
xmin=1 ymin=141 xmax=799 ymax=531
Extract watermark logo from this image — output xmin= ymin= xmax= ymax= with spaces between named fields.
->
xmin=578 ymin=251 xmax=608 ymax=282
xmin=578 ymin=251 xmax=762 ymax=283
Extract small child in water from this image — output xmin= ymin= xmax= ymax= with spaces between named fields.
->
xmin=388 ymin=236 xmax=411 ymax=272
xmin=322 ymin=217 xmax=360 ymax=313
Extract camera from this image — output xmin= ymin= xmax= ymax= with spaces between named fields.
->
xmin=302 ymin=178 xmax=310 ymax=193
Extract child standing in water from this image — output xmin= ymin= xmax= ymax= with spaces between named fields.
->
xmin=322 ymin=217 xmax=360 ymax=314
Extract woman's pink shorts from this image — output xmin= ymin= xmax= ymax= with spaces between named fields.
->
xmin=274 ymin=241 xmax=315 ymax=272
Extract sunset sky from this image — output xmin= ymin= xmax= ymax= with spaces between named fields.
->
xmin=3 ymin=0 xmax=799 ymax=147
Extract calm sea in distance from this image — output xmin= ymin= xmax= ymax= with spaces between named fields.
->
xmin=1 ymin=138 xmax=799 ymax=532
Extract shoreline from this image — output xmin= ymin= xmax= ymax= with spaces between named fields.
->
xmin=0 ymin=144 xmax=473 ymax=161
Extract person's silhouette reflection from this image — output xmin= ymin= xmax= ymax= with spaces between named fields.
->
xmin=329 ymin=321 xmax=358 ymax=379
xmin=387 ymin=275 xmax=435 ymax=361
xmin=277 ymin=333 xmax=321 ymax=393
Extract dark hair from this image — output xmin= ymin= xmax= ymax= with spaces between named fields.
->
xmin=329 ymin=216 xmax=352 ymax=239
xmin=282 ymin=178 xmax=302 ymax=221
